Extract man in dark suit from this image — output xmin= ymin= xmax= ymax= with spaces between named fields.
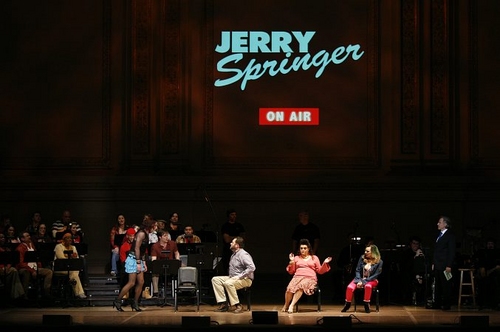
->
xmin=432 ymin=215 xmax=456 ymax=310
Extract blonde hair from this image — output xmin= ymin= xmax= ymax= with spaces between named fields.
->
xmin=363 ymin=244 xmax=381 ymax=264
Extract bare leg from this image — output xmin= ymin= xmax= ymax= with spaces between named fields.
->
xmin=282 ymin=291 xmax=293 ymax=312
xmin=288 ymin=290 xmax=303 ymax=313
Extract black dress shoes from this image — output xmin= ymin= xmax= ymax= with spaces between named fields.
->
xmin=425 ymin=303 xmax=440 ymax=309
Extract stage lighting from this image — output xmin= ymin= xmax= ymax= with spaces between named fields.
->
xmin=460 ymin=315 xmax=489 ymax=327
xmin=251 ymin=311 xmax=278 ymax=324
xmin=318 ymin=316 xmax=352 ymax=328
xmin=42 ymin=315 xmax=73 ymax=326
xmin=181 ymin=316 xmax=211 ymax=328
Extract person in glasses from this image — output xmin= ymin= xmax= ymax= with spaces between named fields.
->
xmin=341 ymin=244 xmax=383 ymax=313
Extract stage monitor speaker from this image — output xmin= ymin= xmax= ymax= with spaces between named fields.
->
xmin=319 ymin=316 xmax=352 ymax=328
xmin=181 ymin=316 xmax=211 ymax=328
xmin=251 ymin=311 xmax=278 ymax=324
xmin=42 ymin=314 xmax=72 ymax=326
xmin=460 ymin=315 xmax=489 ymax=327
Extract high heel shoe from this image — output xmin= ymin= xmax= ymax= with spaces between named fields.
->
xmin=113 ymin=299 xmax=124 ymax=312
xmin=131 ymin=300 xmax=142 ymax=312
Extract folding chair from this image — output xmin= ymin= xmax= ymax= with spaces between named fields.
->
xmin=174 ymin=266 xmax=200 ymax=312
xmin=295 ymin=285 xmax=321 ymax=312
xmin=353 ymin=286 xmax=380 ymax=312
xmin=237 ymin=286 xmax=252 ymax=311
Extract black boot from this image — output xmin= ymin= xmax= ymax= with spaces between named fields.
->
xmin=341 ymin=301 xmax=351 ymax=312
xmin=364 ymin=302 xmax=371 ymax=313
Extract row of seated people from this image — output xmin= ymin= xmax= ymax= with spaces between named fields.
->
xmin=0 ymin=231 xmax=87 ymax=304
xmin=110 ymin=213 xmax=217 ymax=277
xmin=116 ymin=227 xmax=217 ymax=299
xmin=1 ymin=211 xmax=83 ymax=245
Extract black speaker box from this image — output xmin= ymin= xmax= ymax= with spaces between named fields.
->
xmin=42 ymin=314 xmax=72 ymax=326
xmin=251 ymin=311 xmax=278 ymax=324
xmin=460 ymin=315 xmax=489 ymax=327
xmin=320 ymin=316 xmax=352 ymax=328
xmin=181 ymin=316 xmax=211 ymax=328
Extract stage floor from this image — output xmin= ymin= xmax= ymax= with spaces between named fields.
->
xmin=0 ymin=302 xmax=498 ymax=330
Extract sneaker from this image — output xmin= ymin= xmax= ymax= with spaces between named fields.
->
xmin=233 ymin=303 xmax=243 ymax=313
xmin=110 ymin=271 xmax=117 ymax=277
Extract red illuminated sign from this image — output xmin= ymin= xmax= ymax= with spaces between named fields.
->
xmin=259 ymin=108 xmax=319 ymax=125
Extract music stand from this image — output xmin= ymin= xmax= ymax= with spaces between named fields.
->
xmin=0 ymin=251 xmax=20 ymax=266
xmin=73 ymin=243 xmax=89 ymax=286
xmin=177 ymin=243 xmax=201 ymax=255
xmin=196 ymin=230 xmax=217 ymax=243
xmin=25 ymin=246 xmax=55 ymax=269
xmin=0 ymin=251 xmax=20 ymax=299
xmin=187 ymin=254 xmax=213 ymax=270
xmin=187 ymin=253 xmax=213 ymax=304
xmin=74 ymin=243 xmax=88 ymax=255
xmin=35 ymin=242 xmax=56 ymax=250
xmin=24 ymin=250 xmax=54 ymax=299
xmin=53 ymin=257 xmax=84 ymax=307
xmin=150 ymin=259 xmax=181 ymax=307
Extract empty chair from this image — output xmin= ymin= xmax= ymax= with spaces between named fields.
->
xmin=174 ymin=266 xmax=200 ymax=312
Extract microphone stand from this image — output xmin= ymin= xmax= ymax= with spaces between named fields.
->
xmin=201 ymin=186 xmax=221 ymax=272
xmin=420 ymin=247 xmax=433 ymax=308
xmin=54 ymin=250 xmax=77 ymax=308
xmin=159 ymin=256 xmax=171 ymax=307
xmin=196 ymin=256 xmax=208 ymax=305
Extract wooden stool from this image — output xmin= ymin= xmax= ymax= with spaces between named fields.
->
xmin=458 ymin=268 xmax=476 ymax=307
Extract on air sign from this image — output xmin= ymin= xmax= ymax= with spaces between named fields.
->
xmin=259 ymin=108 xmax=319 ymax=125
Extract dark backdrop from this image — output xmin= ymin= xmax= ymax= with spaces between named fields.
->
xmin=1 ymin=1 xmax=499 ymax=280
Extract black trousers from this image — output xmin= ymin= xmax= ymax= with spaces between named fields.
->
xmin=433 ymin=269 xmax=452 ymax=307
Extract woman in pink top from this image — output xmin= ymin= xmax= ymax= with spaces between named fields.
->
xmin=282 ymin=239 xmax=332 ymax=313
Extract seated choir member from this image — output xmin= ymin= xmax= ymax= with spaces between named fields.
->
xmin=53 ymin=232 xmax=87 ymax=299
xmin=150 ymin=230 xmax=180 ymax=297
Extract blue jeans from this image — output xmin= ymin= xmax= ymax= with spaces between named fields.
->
xmin=111 ymin=250 xmax=119 ymax=272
